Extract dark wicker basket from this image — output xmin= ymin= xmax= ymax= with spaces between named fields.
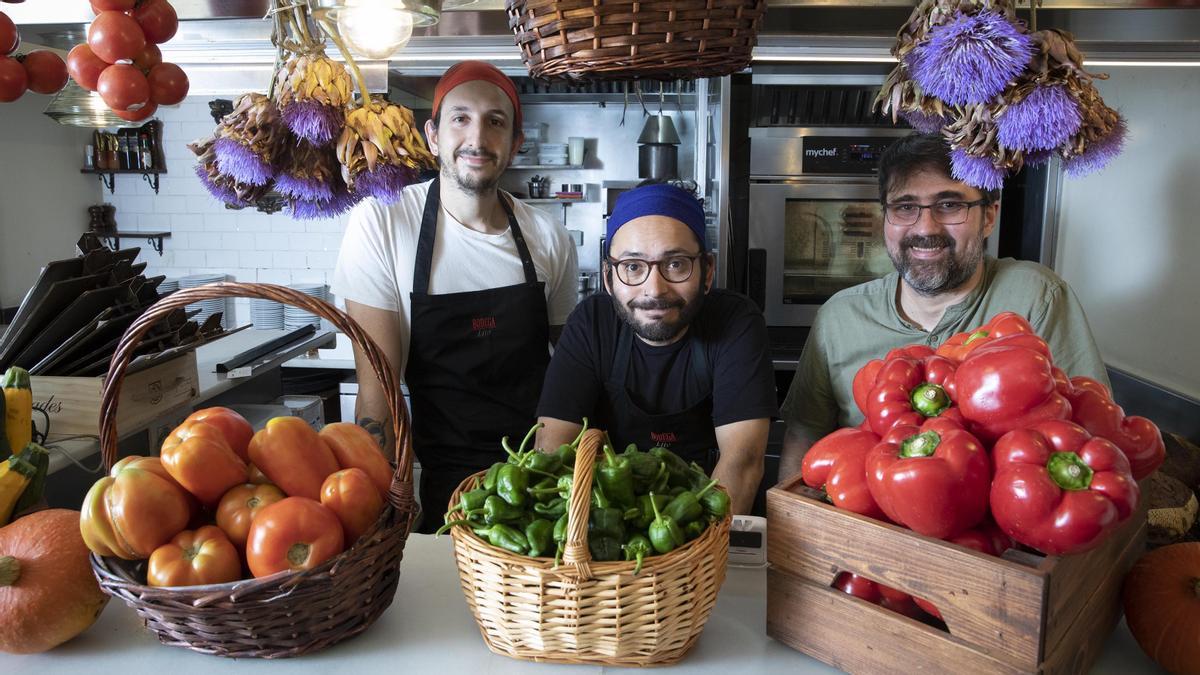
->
xmin=90 ymin=282 xmax=417 ymax=658
xmin=506 ymin=0 xmax=767 ymax=82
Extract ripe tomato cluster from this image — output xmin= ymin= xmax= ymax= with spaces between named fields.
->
xmin=64 ymin=0 xmax=189 ymax=121
xmin=0 ymin=11 xmax=69 ymax=103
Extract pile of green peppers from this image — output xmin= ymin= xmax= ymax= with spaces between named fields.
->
xmin=437 ymin=420 xmax=730 ymax=575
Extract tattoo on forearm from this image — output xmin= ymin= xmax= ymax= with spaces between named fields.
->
xmin=357 ymin=416 xmax=387 ymax=448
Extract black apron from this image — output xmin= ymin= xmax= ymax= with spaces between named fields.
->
xmin=605 ymin=323 xmax=720 ymax=474
xmin=406 ymin=178 xmax=550 ymax=533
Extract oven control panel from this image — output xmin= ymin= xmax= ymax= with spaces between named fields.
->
xmin=800 ymin=136 xmax=897 ymax=176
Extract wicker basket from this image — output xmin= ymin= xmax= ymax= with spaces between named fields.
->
xmin=506 ymin=0 xmax=767 ymax=82
xmin=447 ymin=428 xmax=731 ymax=666
xmin=90 ymin=282 xmax=417 ymax=659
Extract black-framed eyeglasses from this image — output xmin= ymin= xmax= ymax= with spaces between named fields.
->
xmin=884 ymin=199 xmax=989 ymax=226
xmin=606 ymin=254 xmax=701 ymax=286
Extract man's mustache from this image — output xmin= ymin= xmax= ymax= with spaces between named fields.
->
xmin=629 ymin=297 xmax=684 ymax=311
xmin=901 ymin=234 xmax=955 ymax=250
xmin=456 ymin=148 xmax=498 ymax=161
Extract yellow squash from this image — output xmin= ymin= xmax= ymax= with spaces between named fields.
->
xmin=1 ymin=368 xmax=32 ymax=455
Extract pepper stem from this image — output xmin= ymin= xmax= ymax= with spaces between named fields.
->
xmin=518 ymin=422 xmax=543 ymax=455
xmin=0 ymin=556 xmax=20 ymax=587
xmin=695 ymin=479 xmax=719 ymax=498
xmin=963 ymin=329 xmax=989 ymax=346
xmin=570 ymin=417 xmax=589 ymax=448
xmin=1047 ymin=451 xmax=1094 ymax=491
xmin=909 ymin=383 xmax=951 ymax=417
xmin=900 ymin=431 xmax=941 ymax=458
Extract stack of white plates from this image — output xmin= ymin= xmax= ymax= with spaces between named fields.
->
xmin=284 ymin=283 xmax=327 ymax=330
xmin=250 ymin=298 xmax=284 ymax=330
xmin=179 ymin=273 xmax=228 ymax=326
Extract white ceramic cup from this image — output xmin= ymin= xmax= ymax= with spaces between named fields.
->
xmin=568 ymin=137 xmax=585 ymax=165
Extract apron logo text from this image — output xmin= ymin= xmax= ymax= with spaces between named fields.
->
xmin=651 ymin=431 xmax=678 ymax=444
xmin=471 ymin=316 xmax=497 ymax=332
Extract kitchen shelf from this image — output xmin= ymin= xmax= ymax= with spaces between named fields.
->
xmin=92 ymin=229 xmax=171 ymax=255
xmin=82 ymin=168 xmax=167 ymax=195
xmin=509 ymin=164 xmax=587 ymax=170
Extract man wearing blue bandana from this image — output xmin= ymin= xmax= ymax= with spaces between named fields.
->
xmin=536 ymin=184 xmax=776 ymax=514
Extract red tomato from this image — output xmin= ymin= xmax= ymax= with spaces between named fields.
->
xmin=216 ymin=482 xmax=286 ymax=549
xmin=147 ymin=61 xmax=187 ymax=105
xmin=131 ymin=42 xmax=161 ymax=73
xmin=21 ymin=50 xmax=68 ymax=95
xmin=0 ymin=55 xmax=25 ymax=102
xmin=0 ymin=11 xmax=18 ymax=56
xmin=183 ymin=406 xmax=252 ymax=461
xmin=67 ymin=43 xmax=108 ymax=90
xmin=132 ymin=0 xmax=178 ymax=45
xmin=245 ymin=497 xmax=344 ymax=578
xmin=97 ymin=63 xmax=149 ymax=111
xmin=115 ymin=100 xmax=156 ymax=121
xmin=147 ymin=525 xmax=242 ymax=587
xmin=91 ymin=0 xmax=137 ymax=11
xmin=87 ymin=10 xmax=146 ymax=64
xmin=320 ymin=468 xmax=384 ymax=546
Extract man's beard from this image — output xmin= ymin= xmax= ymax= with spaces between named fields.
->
xmin=441 ymin=147 xmax=503 ymax=196
xmin=613 ymin=292 xmax=705 ymax=343
xmin=888 ymin=232 xmax=985 ymax=296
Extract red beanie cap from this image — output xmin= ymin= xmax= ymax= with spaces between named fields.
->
xmin=432 ymin=61 xmax=522 ymax=131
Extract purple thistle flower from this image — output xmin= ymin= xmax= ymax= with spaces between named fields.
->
xmin=1064 ymin=116 xmax=1127 ymax=178
xmin=950 ymin=148 xmax=1007 ymax=191
xmin=907 ymin=11 xmax=1035 ymax=106
xmin=281 ymin=101 xmax=344 ymax=146
xmin=214 ymin=138 xmax=274 ymax=186
xmin=901 ymin=109 xmax=949 ymax=134
xmin=194 ymin=164 xmax=244 ymax=207
xmin=997 ymin=85 xmax=1082 ymax=152
xmin=353 ymin=164 xmax=419 ymax=205
xmin=275 ymin=171 xmax=335 ymax=203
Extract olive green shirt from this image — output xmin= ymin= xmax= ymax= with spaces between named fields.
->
xmin=780 ymin=256 xmax=1109 ymax=441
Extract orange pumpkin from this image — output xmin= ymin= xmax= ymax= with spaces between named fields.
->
xmin=320 ymin=468 xmax=383 ymax=546
xmin=319 ymin=422 xmax=393 ymax=498
xmin=161 ymin=420 xmax=248 ymax=506
xmin=0 ymin=509 xmax=110 ymax=654
xmin=248 ymin=417 xmax=339 ymax=500
xmin=215 ymin=482 xmax=285 ymax=549
xmin=80 ymin=457 xmax=192 ymax=560
xmin=182 ymin=407 xmax=254 ymax=462
xmin=1123 ymin=542 xmax=1200 ymax=675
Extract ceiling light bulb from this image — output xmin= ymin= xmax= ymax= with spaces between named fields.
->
xmin=337 ymin=6 xmax=414 ymax=60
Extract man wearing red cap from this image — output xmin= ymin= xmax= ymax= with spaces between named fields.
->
xmin=332 ymin=61 xmax=578 ymax=532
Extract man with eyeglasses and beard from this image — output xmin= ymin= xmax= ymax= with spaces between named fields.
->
xmin=778 ymin=132 xmax=1108 ymax=479
xmin=332 ymin=62 xmax=578 ymax=532
xmin=535 ymin=184 xmax=777 ymax=515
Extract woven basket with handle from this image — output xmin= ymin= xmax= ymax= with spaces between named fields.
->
xmin=447 ymin=428 xmax=731 ymax=665
xmin=506 ymin=0 xmax=767 ymax=82
xmin=89 ymin=282 xmax=417 ymax=659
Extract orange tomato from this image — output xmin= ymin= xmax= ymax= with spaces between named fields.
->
xmin=215 ymin=483 xmax=285 ymax=549
xmin=80 ymin=457 xmax=192 ymax=559
xmin=183 ymin=407 xmax=254 ymax=462
xmin=245 ymin=497 xmax=344 ymax=578
xmin=320 ymin=468 xmax=384 ymax=546
xmin=247 ymin=417 xmax=339 ymax=500
xmin=319 ymin=422 xmax=393 ymax=498
xmin=147 ymin=525 xmax=242 ymax=587
xmin=111 ymin=455 xmax=200 ymax=519
xmin=161 ymin=420 xmax=248 ymax=507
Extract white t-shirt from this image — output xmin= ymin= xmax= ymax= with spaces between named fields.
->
xmin=331 ymin=179 xmax=579 ymax=375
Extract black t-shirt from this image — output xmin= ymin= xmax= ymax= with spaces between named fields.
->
xmin=537 ymin=288 xmax=778 ymax=428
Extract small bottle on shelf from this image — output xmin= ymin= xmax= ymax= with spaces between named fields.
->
xmin=139 ymin=133 xmax=153 ymax=170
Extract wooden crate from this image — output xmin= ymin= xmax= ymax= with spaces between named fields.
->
xmin=30 ymin=352 xmax=198 ymax=441
xmin=766 ymin=474 xmax=1147 ymax=675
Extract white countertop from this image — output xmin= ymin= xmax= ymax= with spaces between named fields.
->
xmin=0 ymin=534 xmax=1165 ymax=674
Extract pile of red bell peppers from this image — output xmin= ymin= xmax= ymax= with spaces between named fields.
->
xmin=802 ymin=312 xmax=1165 ymax=621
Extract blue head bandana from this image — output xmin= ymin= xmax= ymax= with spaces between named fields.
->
xmin=606 ymin=184 xmax=706 ymax=254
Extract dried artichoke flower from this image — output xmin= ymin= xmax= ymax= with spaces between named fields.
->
xmin=189 ymin=136 xmax=268 ymax=208
xmin=336 ymin=96 xmax=436 ymax=204
xmin=274 ymin=53 xmax=353 ymax=146
xmin=213 ymin=92 xmax=284 ymax=187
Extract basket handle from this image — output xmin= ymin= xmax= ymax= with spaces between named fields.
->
xmin=98 ymin=282 xmax=415 ymax=510
xmin=561 ymin=428 xmax=607 ymax=579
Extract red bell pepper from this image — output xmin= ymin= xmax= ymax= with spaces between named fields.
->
xmin=852 ymin=344 xmax=936 ymax=417
xmin=945 ymin=333 xmax=1071 ymax=443
xmin=865 ymin=417 xmax=990 ymax=539
xmin=935 ymin=312 xmax=1035 ymax=362
xmin=1064 ymin=376 xmax=1164 ymax=480
xmin=862 ymin=352 xmax=963 ymax=436
xmin=990 ymin=419 xmax=1140 ymax=555
xmin=801 ymin=428 xmax=886 ymax=519
xmin=912 ymin=519 xmax=1014 ymax=619
xmin=831 ymin=572 xmax=928 ymax=620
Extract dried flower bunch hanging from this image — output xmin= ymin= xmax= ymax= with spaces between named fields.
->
xmin=877 ymin=0 xmax=1126 ymax=190
xmin=190 ymin=0 xmax=435 ymax=218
